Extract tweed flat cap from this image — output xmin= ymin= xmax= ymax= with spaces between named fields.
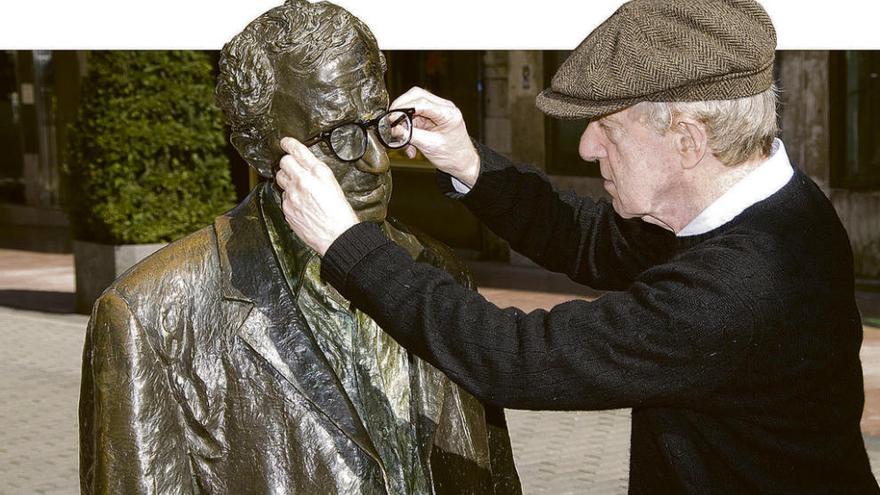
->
xmin=536 ymin=0 xmax=776 ymax=120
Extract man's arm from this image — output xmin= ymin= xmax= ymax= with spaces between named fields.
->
xmin=321 ymin=222 xmax=766 ymax=412
xmin=441 ymin=142 xmax=675 ymax=290
xmin=79 ymin=290 xmax=192 ymax=495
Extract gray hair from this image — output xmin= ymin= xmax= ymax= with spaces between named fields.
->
xmin=634 ymin=85 xmax=779 ymax=166
xmin=216 ymin=0 xmax=387 ymax=177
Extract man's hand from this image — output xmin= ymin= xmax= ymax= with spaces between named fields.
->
xmin=275 ymin=137 xmax=359 ymax=256
xmin=391 ymin=86 xmax=480 ymax=187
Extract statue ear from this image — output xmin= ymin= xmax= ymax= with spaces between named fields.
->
xmin=378 ymin=51 xmax=388 ymax=74
xmin=230 ymin=133 xmax=275 ymax=179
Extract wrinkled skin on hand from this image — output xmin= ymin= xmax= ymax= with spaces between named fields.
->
xmin=391 ymin=86 xmax=481 ymax=187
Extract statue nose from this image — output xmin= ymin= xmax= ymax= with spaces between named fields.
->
xmin=354 ymin=131 xmax=390 ymax=174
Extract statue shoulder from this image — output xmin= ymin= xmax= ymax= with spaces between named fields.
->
xmin=85 ymin=224 xmax=227 ymax=369
xmin=108 ymin=225 xmax=221 ymax=316
xmin=386 ymin=217 xmax=475 ymax=289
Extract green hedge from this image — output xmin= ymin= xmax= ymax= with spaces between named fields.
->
xmin=62 ymin=51 xmax=235 ymax=244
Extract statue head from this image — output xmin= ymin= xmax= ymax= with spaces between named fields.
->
xmin=216 ymin=0 xmax=392 ymax=222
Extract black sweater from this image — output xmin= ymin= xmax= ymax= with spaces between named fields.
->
xmin=321 ymin=143 xmax=880 ymax=493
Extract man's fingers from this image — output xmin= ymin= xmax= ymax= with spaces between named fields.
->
xmin=278 ymin=154 xmax=299 ymax=174
xmin=280 ymin=136 xmax=305 ymax=155
xmin=279 ymin=137 xmax=323 ymax=170
xmin=409 ymin=126 xmax=445 ymax=150
xmin=391 ymin=90 xmax=457 ymax=126
xmin=280 ymin=137 xmax=333 ymax=181
xmin=277 ymin=145 xmax=341 ymax=201
xmin=393 ymin=85 xmax=437 ymax=105
xmin=275 ymin=169 xmax=289 ymax=190
xmin=398 ymin=100 xmax=458 ymax=130
xmin=277 ymin=155 xmax=309 ymax=190
xmin=391 ymin=86 xmax=455 ymax=110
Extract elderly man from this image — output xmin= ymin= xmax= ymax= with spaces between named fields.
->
xmin=79 ymin=1 xmax=521 ymax=494
xmin=275 ymin=0 xmax=880 ymax=492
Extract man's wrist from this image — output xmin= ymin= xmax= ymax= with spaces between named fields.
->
xmin=320 ymin=221 xmax=391 ymax=291
xmin=320 ymin=216 xmax=358 ymax=256
xmin=456 ymin=148 xmax=480 ymax=188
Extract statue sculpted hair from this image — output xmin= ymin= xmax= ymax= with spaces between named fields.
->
xmin=216 ymin=0 xmax=387 ymax=178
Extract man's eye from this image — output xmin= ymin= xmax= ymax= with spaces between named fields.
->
xmin=599 ymin=122 xmax=617 ymax=139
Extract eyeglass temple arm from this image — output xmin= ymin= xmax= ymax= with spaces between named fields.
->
xmin=388 ymin=108 xmax=416 ymax=127
xmin=302 ymin=135 xmax=323 ymax=147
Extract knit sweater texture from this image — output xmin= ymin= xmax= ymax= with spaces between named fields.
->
xmin=321 ymin=142 xmax=880 ymax=493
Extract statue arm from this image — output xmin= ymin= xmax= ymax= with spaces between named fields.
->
xmin=79 ymin=289 xmax=193 ymax=495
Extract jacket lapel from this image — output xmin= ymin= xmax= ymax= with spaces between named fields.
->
xmin=214 ymin=184 xmax=380 ymax=464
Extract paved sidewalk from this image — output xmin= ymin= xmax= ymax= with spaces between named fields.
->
xmin=1 ymin=249 xmax=879 ymax=494
xmin=506 ymin=409 xmax=631 ymax=494
xmin=0 ymin=307 xmax=85 ymax=495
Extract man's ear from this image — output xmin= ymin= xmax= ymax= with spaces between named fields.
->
xmin=673 ymin=117 xmax=708 ymax=170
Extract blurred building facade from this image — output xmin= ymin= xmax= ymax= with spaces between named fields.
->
xmin=0 ymin=51 xmax=85 ymax=252
xmin=1 ymin=50 xmax=878 ymax=278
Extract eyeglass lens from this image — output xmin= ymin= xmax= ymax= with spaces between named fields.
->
xmin=327 ymin=110 xmax=413 ymax=161
xmin=329 ymin=124 xmax=366 ymax=162
xmin=377 ymin=110 xmax=413 ymax=149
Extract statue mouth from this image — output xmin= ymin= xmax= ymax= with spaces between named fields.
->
xmin=346 ymin=182 xmax=387 ymax=210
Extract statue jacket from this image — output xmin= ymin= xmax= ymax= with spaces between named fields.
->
xmin=79 ymin=182 xmax=521 ymax=494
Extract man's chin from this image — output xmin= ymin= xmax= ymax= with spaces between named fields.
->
xmin=610 ymin=199 xmax=639 ymax=220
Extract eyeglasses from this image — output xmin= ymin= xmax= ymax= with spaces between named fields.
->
xmin=303 ymin=108 xmax=416 ymax=162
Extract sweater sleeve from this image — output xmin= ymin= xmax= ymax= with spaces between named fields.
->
xmin=322 ymin=222 xmax=761 ymax=412
xmin=437 ymin=142 xmax=675 ymax=290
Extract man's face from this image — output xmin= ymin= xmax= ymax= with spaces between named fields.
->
xmin=578 ymin=107 xmax=684 ymax=225
xmin=272 ymin=38 xmax=391 ymax=223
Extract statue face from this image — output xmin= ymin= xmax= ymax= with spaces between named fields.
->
xmin=272 ymin=38 xmax=391 ymax=223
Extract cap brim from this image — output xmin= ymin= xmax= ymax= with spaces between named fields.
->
xmin=536 ymin=88 xmax=633 ymax=120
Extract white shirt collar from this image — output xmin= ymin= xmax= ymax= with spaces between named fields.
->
xmin=677 ymin=138 xmax=793 ymax=237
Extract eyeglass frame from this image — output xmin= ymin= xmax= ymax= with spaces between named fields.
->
xmin=301 ymin=108 xmax=416 ymax=163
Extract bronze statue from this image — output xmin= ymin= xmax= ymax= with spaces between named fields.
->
xmin=78 ymin=1 xmax=521 ymax=493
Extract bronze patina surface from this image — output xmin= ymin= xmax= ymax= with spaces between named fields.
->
xmin=78 ymin=1 xmax=521 ymax=493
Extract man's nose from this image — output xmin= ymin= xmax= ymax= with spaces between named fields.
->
xmin=355 ymin=131 xmax=390 ymax=174
xmin=579 ymin=121 xmax=607 ymax=162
